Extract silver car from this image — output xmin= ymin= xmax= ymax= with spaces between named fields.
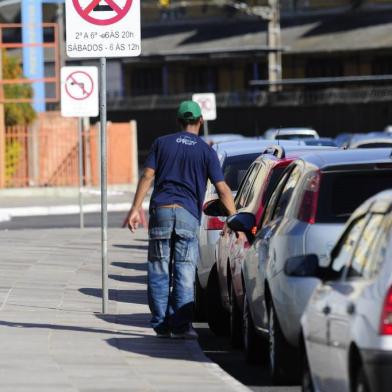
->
xmin=264 ymin=127 xmax=319 ymax=140
xmin=196 ymin=139 xmax=302 ymax=322
xmin=228 ymin=148 xmax=392 ymax=384
xmin=299 ymin=190 xmax=392 ymax=392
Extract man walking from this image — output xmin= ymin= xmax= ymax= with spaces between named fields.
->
xmin=128 ymin=100 xmax=236 ymax=338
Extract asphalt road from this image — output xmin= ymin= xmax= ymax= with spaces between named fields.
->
xmin=0 ymin=213 xmax=300 ymax=392
xmin=0 ymin=211 xmax=128 ymax=230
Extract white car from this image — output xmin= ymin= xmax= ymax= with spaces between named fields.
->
xmin=264 ymin=127 xmax=319 ymax=141
xmin=299 ymin=190 xmax=392 ymax=392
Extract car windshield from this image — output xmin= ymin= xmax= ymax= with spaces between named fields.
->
xmin=277 ymin=134 xmax=316 ymax=140
xmin=317 ymin=170 xmax=392 ymax=223
xmin=220 ymin=153 xmax=260 ymax=192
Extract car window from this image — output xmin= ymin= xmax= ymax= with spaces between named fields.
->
xmin=347 ymin=213 xmax=385 ymax=279
xmin=235 ymin=163 xmax=260 ymax=209
xmin=260 ymin=167 xmax=293 ymax=227
xmin=357 ymin=214 xmax=391 ymax=280
xmin=245 ymin=163 xmax=269 ymax=208
xmin=271 ymin=165 xmax=302 ymax=220
xmin=330 ymin=215 xmax=367 ymax=275
xmin=222 ymin=153 xmax=260 ymax=192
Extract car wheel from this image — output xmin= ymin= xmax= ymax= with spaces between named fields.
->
xmin=243 ymin=295 xmax=267 ymax=364
xmin=302 ymin=347 xmax=315 ymax=392
xmin=229 ymin=283 xmax=243 ymax=348
xmin=193 ymin=272 xmax=206 ymax=322
xmin=354 ymin=366 xmax=370 ymax=392
xmin=268 ymin=305 xmax=299 ymax=385
xmin=206 ymin=265 xmax=229 ymax=336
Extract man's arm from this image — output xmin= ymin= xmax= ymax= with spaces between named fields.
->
xmin=215 ymin=181 xmax=236 ymax=216
xmin=128 ymin=167 xmax=155 ymax=232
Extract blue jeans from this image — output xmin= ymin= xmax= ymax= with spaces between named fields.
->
xmin=147 ymin=206 xmax=199 ymax=334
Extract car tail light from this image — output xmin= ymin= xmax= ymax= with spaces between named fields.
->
xmin=297 ymin=171 xmax=321 ymax=225
xmin=380 ymin=286 xmax=392 ymax=335
xmin=206 ymin=216 xmax=225 ymax=230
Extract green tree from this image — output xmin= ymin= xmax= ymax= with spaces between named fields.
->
xmin=2 ymin=50 xmax=36 ymax=126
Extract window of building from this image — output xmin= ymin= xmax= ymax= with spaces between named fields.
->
xmin=130 ymin=67 xmax=163 ymax=96
xmin=184 ymin=66 xmax=218 ymax=92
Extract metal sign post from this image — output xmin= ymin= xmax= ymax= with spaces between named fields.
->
xmin=65 ymin=0 xmax=141 ymax=315
xmin=203 ymin=120 xmax=209 ymax=138
xmin=99 ymin=57 xmax=109 ymax=314
xmin=78 ymin=117 xmax=84 ymax=229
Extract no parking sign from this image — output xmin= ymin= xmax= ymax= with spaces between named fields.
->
xmin=192 ymin=93 xmax=217 ymax=121
xmin=61 ymin=66 xmax=99 ymax=117
xmin=65 ymin=0 xmax=141 ymax=58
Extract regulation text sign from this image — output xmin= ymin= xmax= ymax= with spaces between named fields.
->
xmin=65 ymin=0 xmax=141 ymax=58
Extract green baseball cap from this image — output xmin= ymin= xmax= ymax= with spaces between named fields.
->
xmin=177 ymin=100 xmax=202 ymax=120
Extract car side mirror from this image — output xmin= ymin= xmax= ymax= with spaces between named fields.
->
xmin=284 ymin=254 xmax=320 ymax=278
xmin=203 ymin=199 xmax=228 ymax=217
xmin=226 ymin=212 xmax=256 ymax=233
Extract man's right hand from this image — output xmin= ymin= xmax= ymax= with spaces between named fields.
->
xmin=128 ymin=208 xmax=141 ymax=233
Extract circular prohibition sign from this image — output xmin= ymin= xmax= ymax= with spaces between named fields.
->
xmin=73 ymin=0 xmax=133 ymax=26
xmin=65 ymin=71 xmax=94 ymax=101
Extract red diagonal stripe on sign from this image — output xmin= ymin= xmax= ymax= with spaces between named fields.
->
xmin=84 ymin=0 xmax=102 ymax=15
xmin=104 ymin=0 xmax=122 ymax=14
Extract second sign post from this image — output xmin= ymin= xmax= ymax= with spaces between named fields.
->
xmin=65 ymin=0 xmax=141 ymax=314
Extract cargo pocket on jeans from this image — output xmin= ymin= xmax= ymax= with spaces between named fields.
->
xmin=175 ymin=229 xmax=197 ymax=264
xmin=148 ymin=227 xmax=172 ymax=262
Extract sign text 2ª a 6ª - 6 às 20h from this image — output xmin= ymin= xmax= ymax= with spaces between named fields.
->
xmin=65 ymin=0 xmax=141 ymax=58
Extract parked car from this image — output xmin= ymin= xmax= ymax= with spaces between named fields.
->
xmin=201 ymin=133 xmax=246 ymax=145
xmin=212 ymin=145 xmax=334 ymax=345
xmin=345 ymin=132 xmax=392 ymax=149
xmin=264 ymin=128 xmax=319 ymax=140
xmin=298 ymin=190 xmax=392 ymax=392
xmin=227 ymin=148 xmax=392 ymax=384
xmin=196 ymin=139 xmax=300 ymax=321
xmin=302 ymin=137 xmax=337 ymax=147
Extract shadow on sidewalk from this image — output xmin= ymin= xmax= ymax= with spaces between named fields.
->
xmin=97 ymin=313 xmax=150 ymax=328
xmin=79 ymin=288 xmax=147 ymax=305
xmin=105 ymin=336 xmax=208 ymax=362
xmin=111 ymin=262 xmax=147 ymax=271
xmin=109 ymin=274 xmax=147 ymax=284
xmin=113 ymin=244 xmax=148 ymax=251
xmin=0 ymin=319 xmax=141 ymax=336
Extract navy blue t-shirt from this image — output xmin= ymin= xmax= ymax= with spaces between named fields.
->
xmin=144 ymin=131 xmax=224 ymax=221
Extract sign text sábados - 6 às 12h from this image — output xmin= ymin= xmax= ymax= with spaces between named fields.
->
xmin=65 ymin=0 xmax=141 ymax=58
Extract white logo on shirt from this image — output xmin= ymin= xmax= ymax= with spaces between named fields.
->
xmin=176 ymin=136 xmax=197 ymax=146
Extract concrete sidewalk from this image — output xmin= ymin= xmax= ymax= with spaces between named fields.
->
xmin=0 ymin=228 xmax=249 ymax=392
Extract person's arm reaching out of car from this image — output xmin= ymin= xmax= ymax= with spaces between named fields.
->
xmin=128 ymin=167 xmax=155 ymax=232
xmin=215 ymin=181 xmax=236 ymax=216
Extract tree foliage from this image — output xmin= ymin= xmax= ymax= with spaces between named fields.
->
xmin=2 ymin=50 xmax=36 ymax=126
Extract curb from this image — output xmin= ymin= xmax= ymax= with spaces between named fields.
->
xmin=0 ymin=201 xmax=150 ymax=222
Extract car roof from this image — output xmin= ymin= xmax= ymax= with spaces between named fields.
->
xmin=265 ymin=127 xmax=318 ymax=135
xmin=348 ymin=132 xmax=392 ymax=148
xmin=213 ymin=139 xmax=304 ymax=157
xmin=295 ymin=148 xmax=392 ymax=169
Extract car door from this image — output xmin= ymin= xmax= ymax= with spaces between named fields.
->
xmin=244 ymin=167 xmax=294 ymax=331
xmin=304 ymin=214 xmax=368 ymax=391
xmin=323 ymin=212 xmax=385 ymax=392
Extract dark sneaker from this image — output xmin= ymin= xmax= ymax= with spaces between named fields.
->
xmin=171 ymin=328 xmax=198 ymax=340
xmin=155 ymin=331 xmax=171 ymax=338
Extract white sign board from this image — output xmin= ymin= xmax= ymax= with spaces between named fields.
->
xmin=192 ymin=93 xmax=217 ymax=121
xmin=65 ymin=0 xmax=141 ymax=58
xmin=61 ymin=66 xmax=99 ymax=117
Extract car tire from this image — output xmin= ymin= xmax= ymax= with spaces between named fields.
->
xmin=301 ymin=347 xmax=315 ymax=392
xmin=268 ymin=304 xmax=299 ymax=385
xmin=206 ymin=265 xmax=230 ymax=336
xmin=243 ymin=296 xmax=267 ymax=364
xmin=194 ymin=272 xmax=206 ymax=322
xmin=354 ymin=366 xmax=370 ymax=392
xmin=229 ymin=283 xmax=243 ymax=348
